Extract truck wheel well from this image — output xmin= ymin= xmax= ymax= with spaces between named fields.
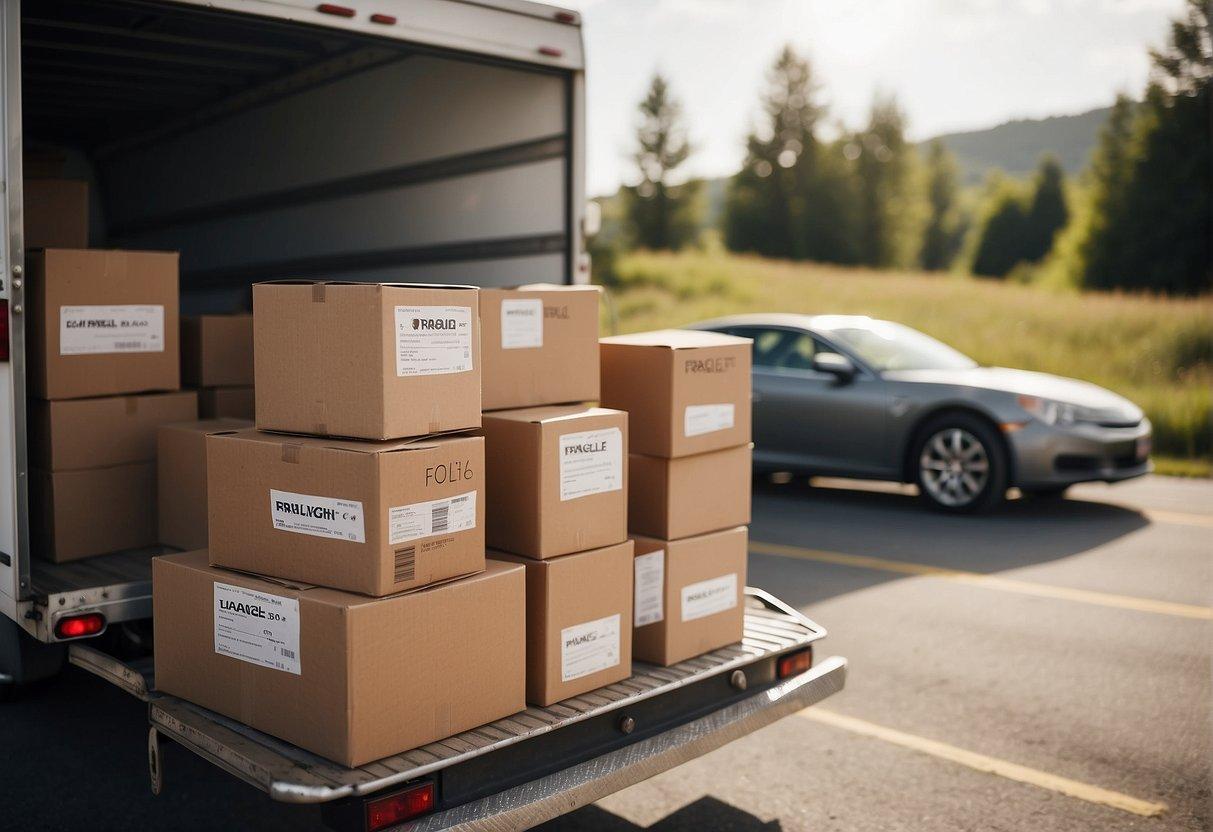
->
xmin=901 ymin=407 xmax=1014 ymax=485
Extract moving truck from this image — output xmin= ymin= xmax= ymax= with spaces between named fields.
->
xmin=0 ymin=1 xmax=847 ymax=828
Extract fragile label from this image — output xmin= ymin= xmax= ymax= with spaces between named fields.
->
xmin=59 ymin=305 xmax=165 ymax=355
xmin=559 ymin=427 xmax=623 ymax=501
xmin=561 ymin=613 xmax=621 ymax=682
xmin=389 ymin=490 xmax=477 ymax=544
xmin=633 ymin=550 xmax=665 ymax=627
xmin=684 ymin=403 xmax=735 ymax=437
xmin=681 ymin=573 xmax=738 ymax=622
xmin=213 ymin=582 xmax=301 ymax=675
xmin=500 ymin=298 xmax=543 ymax=349
xmin=270 ymin=489 xmax=365 ymax=543
xmin=394 ymin=305 xmax=473 ymax=376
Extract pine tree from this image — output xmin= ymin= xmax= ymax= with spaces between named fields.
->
xmin=1022 ymin=155 xmax=1068 ymax=263
xmin=970 ymin=176 xmax=1029 ymax=278
xmin=850 ymin=94 xmax=920 ymax=268
xmin=919 ymin=139 xmax=962 ymax=271
xmin=623 ymin=73 xmax=700 ymax=250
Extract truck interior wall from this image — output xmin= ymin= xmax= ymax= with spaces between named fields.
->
xmin=21 ymin=3 xmax=572 ymax=314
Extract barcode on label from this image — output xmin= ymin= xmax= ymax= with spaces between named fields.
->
xmin=280 ymin=648 xmax=296 ymax=660
xmin=431 ymin=505 xmax=449 ymax=534
xmin=113 ymin=341 xmax=146 ymax=350
xmin=394 ymin=546 xmax=416 ymax=583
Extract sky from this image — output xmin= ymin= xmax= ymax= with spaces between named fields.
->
xmin=561 ymin=0 xmax=1187 ymax=196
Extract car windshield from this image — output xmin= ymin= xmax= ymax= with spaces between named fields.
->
xmin=826 ymin=322 xmax=977 ymax=372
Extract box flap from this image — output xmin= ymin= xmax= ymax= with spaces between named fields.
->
xmin=600 ymin=329 xmax=750 ymax=349
xmin=219 ymin=427 xmax=475 ymax=455
xmin=482 ymin=404 xmax=622 ymax=425
xmin=255 ymin=279 xmax=477 ymax=292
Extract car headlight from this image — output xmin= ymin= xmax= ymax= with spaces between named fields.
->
xmin=1017 ymin=395 xmax=1103 ymax=426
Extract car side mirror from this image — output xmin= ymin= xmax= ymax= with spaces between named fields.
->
xmin=812 ymin=352 xmax=856 ymax=382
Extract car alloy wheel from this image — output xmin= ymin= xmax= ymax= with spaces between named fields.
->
xmin=918 ymin=427 xmax=990 ymax=508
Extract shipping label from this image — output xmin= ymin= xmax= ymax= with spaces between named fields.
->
xmin=269 ymin=489 xmax=365 ymax=543
xmin=681 ymin=573 xmax=738 ymax=622
xmin=500 ymin=298 xmax=543 ymax=349
xmin=59 ymin=304 xmax=165 ymax=355
xmin=558 ymin=427 xmax=623 ymax=501
xmin=560 ymin=613 xmax=621 ymax=682
xmin=213 ymin=582 xmax=301 ymax=675
xmin=389 ymin=490 xmax=477 ymax=544
xmin=684 ymin=403 xmax=735 ymax=437
xmin=633 ymin=550 xmax=666 ymax=627
xmin=394 ymin=305 xmax=473 ymax=376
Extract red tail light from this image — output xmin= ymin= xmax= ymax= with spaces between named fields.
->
xmin=538 ymin=46 xmax=564 ymax=58
xmin=55 ymin=612 xmax=105 ymax=640
xmin=554 ymin=11 xmax=576 ymax=23
xmin=777 ymin=646 xmax=813 ymax=679
xmin=0 ymin=300 xmax=8 ymax=362
xmin=317 ymin=3 xmax=356 ymax=17
xmin=366 ymin=782 xmax=435 ymax=831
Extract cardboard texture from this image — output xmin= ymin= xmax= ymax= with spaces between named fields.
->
xmin=630 ymin=527 xmax=747 ymax=666
xmin=628 ymin=445 xmax=752 ymax=539
xmin=492 ymin=541 xmax=633 ymax=706
xmin=153 ymin=552 xmax=526 ymax=767
xmin=253 ymin=282 xmax=481 ymax=440
xmin=158 ymin=419 xmax=252 ymax=551
xmin=27 ymin=249 xmax=181 ymax=400
xmin=599 ymin=329 xmax=752 ymax=458
xmin=181 ymin=314 xmax=254 ymax=387
xmin=482 ymin=405 xmax=627 ymax=559
xmin=197 ymin=386 xmax=255 ymax=419
xmin=30 ymin=390 xmax=197 ymax=471
xmin=32 ymin=463 xmax=156 ymax=562
xmin=479 ymin=285 xmax=601 ymax=411
xmin=24 ymin=179 xmax=88 ymax=250
xmin=207 ymin=429 xmax=485 ymax=596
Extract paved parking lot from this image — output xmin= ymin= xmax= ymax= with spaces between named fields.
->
xmin=2 ymin=475 xmax=1209 ymax=830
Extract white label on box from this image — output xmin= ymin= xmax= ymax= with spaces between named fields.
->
xmin=681 ymin=573 xmax=738 ymax=622
xmin=561 ymin=613 xmax=621 ymax=682
xmin=213 ymin=582 xmax=301 ymax=675
xmin=59 ymin=305 xmax=165 ymax=355
xmin=389 ymin=490 xmax=477 ymax=544
xmin=684 ymin=403 xmax=735 ymax=437
xmin=633 ymin=550 xmax=665 ymax=627
xmin=394 ymin=305 xmax=473 ymax=376
xmin=270 ymin=489 xmax=365 ymax=543
xmin=500 ymin=298 xmax=543 ymax=349
xmin=558 ymin=427 xmax=623 ymax=501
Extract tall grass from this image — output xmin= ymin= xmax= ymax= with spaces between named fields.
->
xmin=599 ymin=250 xmax=1212 ymax=464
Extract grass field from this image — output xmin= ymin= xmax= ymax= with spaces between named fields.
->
xmin=597 ymin=249 xmax=1212 ymax=476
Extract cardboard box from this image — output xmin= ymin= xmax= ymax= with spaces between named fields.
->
xmin=158 ymin=419 xmax=252 ymax=551
xmin=630 ymin=527 xmax=747 ymax=666
xmin=599 ymin=329 xmax=751 ymax=458
xmin=24 ymin=179 xmax=88 ymax=250
xmin=253 ymin=281 xmax=480 ymax=440
xmin=207 ymin=429 xmax=485 ymax=596
xmin=479 ymin=285 xmax=601 ymax=411
xmin=27 ymin=249 xmax=180 ymax=400
xmin=482 ymin=405 xmax=627 ymax=559
xmin=197 ymin=386 xmax=255 ymax=419
xmin=181 ymin=314 xmax=253 ymax=387
xmin=30 ymin=390 xmax=197 ymax=471
xmin=154 ymin=552 xmax=525 ymax=767
xmin=32 ymin=463 xmax=156 ymax=562
xmin=628 ymin=445 xmax=752 ymax=539
xmin=492 ymin=541 xmax=633 ymax=705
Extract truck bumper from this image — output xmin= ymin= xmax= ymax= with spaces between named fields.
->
xmin=401 ymin=655 xmax=848 ymax=832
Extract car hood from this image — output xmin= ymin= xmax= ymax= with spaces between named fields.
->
xmin=882 ymin=367 xmax=1143 ymax=418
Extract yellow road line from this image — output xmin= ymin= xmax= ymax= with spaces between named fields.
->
xmin=749 ymin=540 xmax=1213 ymax=620
xmin=800 ymin=708 xmax=1168 ymax=818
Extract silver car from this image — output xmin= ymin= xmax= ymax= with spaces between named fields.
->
xmin=690 ymin=314 xmax=1153 ymax=512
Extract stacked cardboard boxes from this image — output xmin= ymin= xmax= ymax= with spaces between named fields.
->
xmin=600 ymin=329 xmax=753 ymax=666
xmin=25 ymin=183 xmax=198 ymax=561
xmin=182 ymin=314 xmax=255 ymax=419
xmin=479 ymin=285 xmax=634 ymax=706
xmin=154 ymin=281 xmax=527 ymax=767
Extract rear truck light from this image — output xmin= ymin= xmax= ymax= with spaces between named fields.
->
xmin=538 ymin=46 xmax=564 ymax=58
xmin=777 ymin=646 xmax=813 ymax=679
xmin=54 ymin=612 xmax=106 ymax=640
xmin=554 ymin=10 xmax=576 ymax=23
xmin=317 ymin=3 xmax=357 ymax=17
xmin=0 ymin=299 xmax=8 ymax=361
xmin=366 ymin=782 xmax=435 ymax=831
xmin=369 ymin=13 xmax=395 ymax=24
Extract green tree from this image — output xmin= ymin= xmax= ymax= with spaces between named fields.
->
xmin=970 ymin=176 xmax=1029 ymax=278
xmin=919 ymin=139 xmax=962 ymax=270
xmin=850 ymin=94 xmax=919 ymax=268
xmin=623 ymin=73 xmax=700 ymax=250
xmin=1022 ymin=155 xmax=1069 ymax=262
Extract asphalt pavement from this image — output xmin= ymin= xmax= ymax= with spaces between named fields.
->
xmin=2 ymin=475 xmax=1209 ymax=831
